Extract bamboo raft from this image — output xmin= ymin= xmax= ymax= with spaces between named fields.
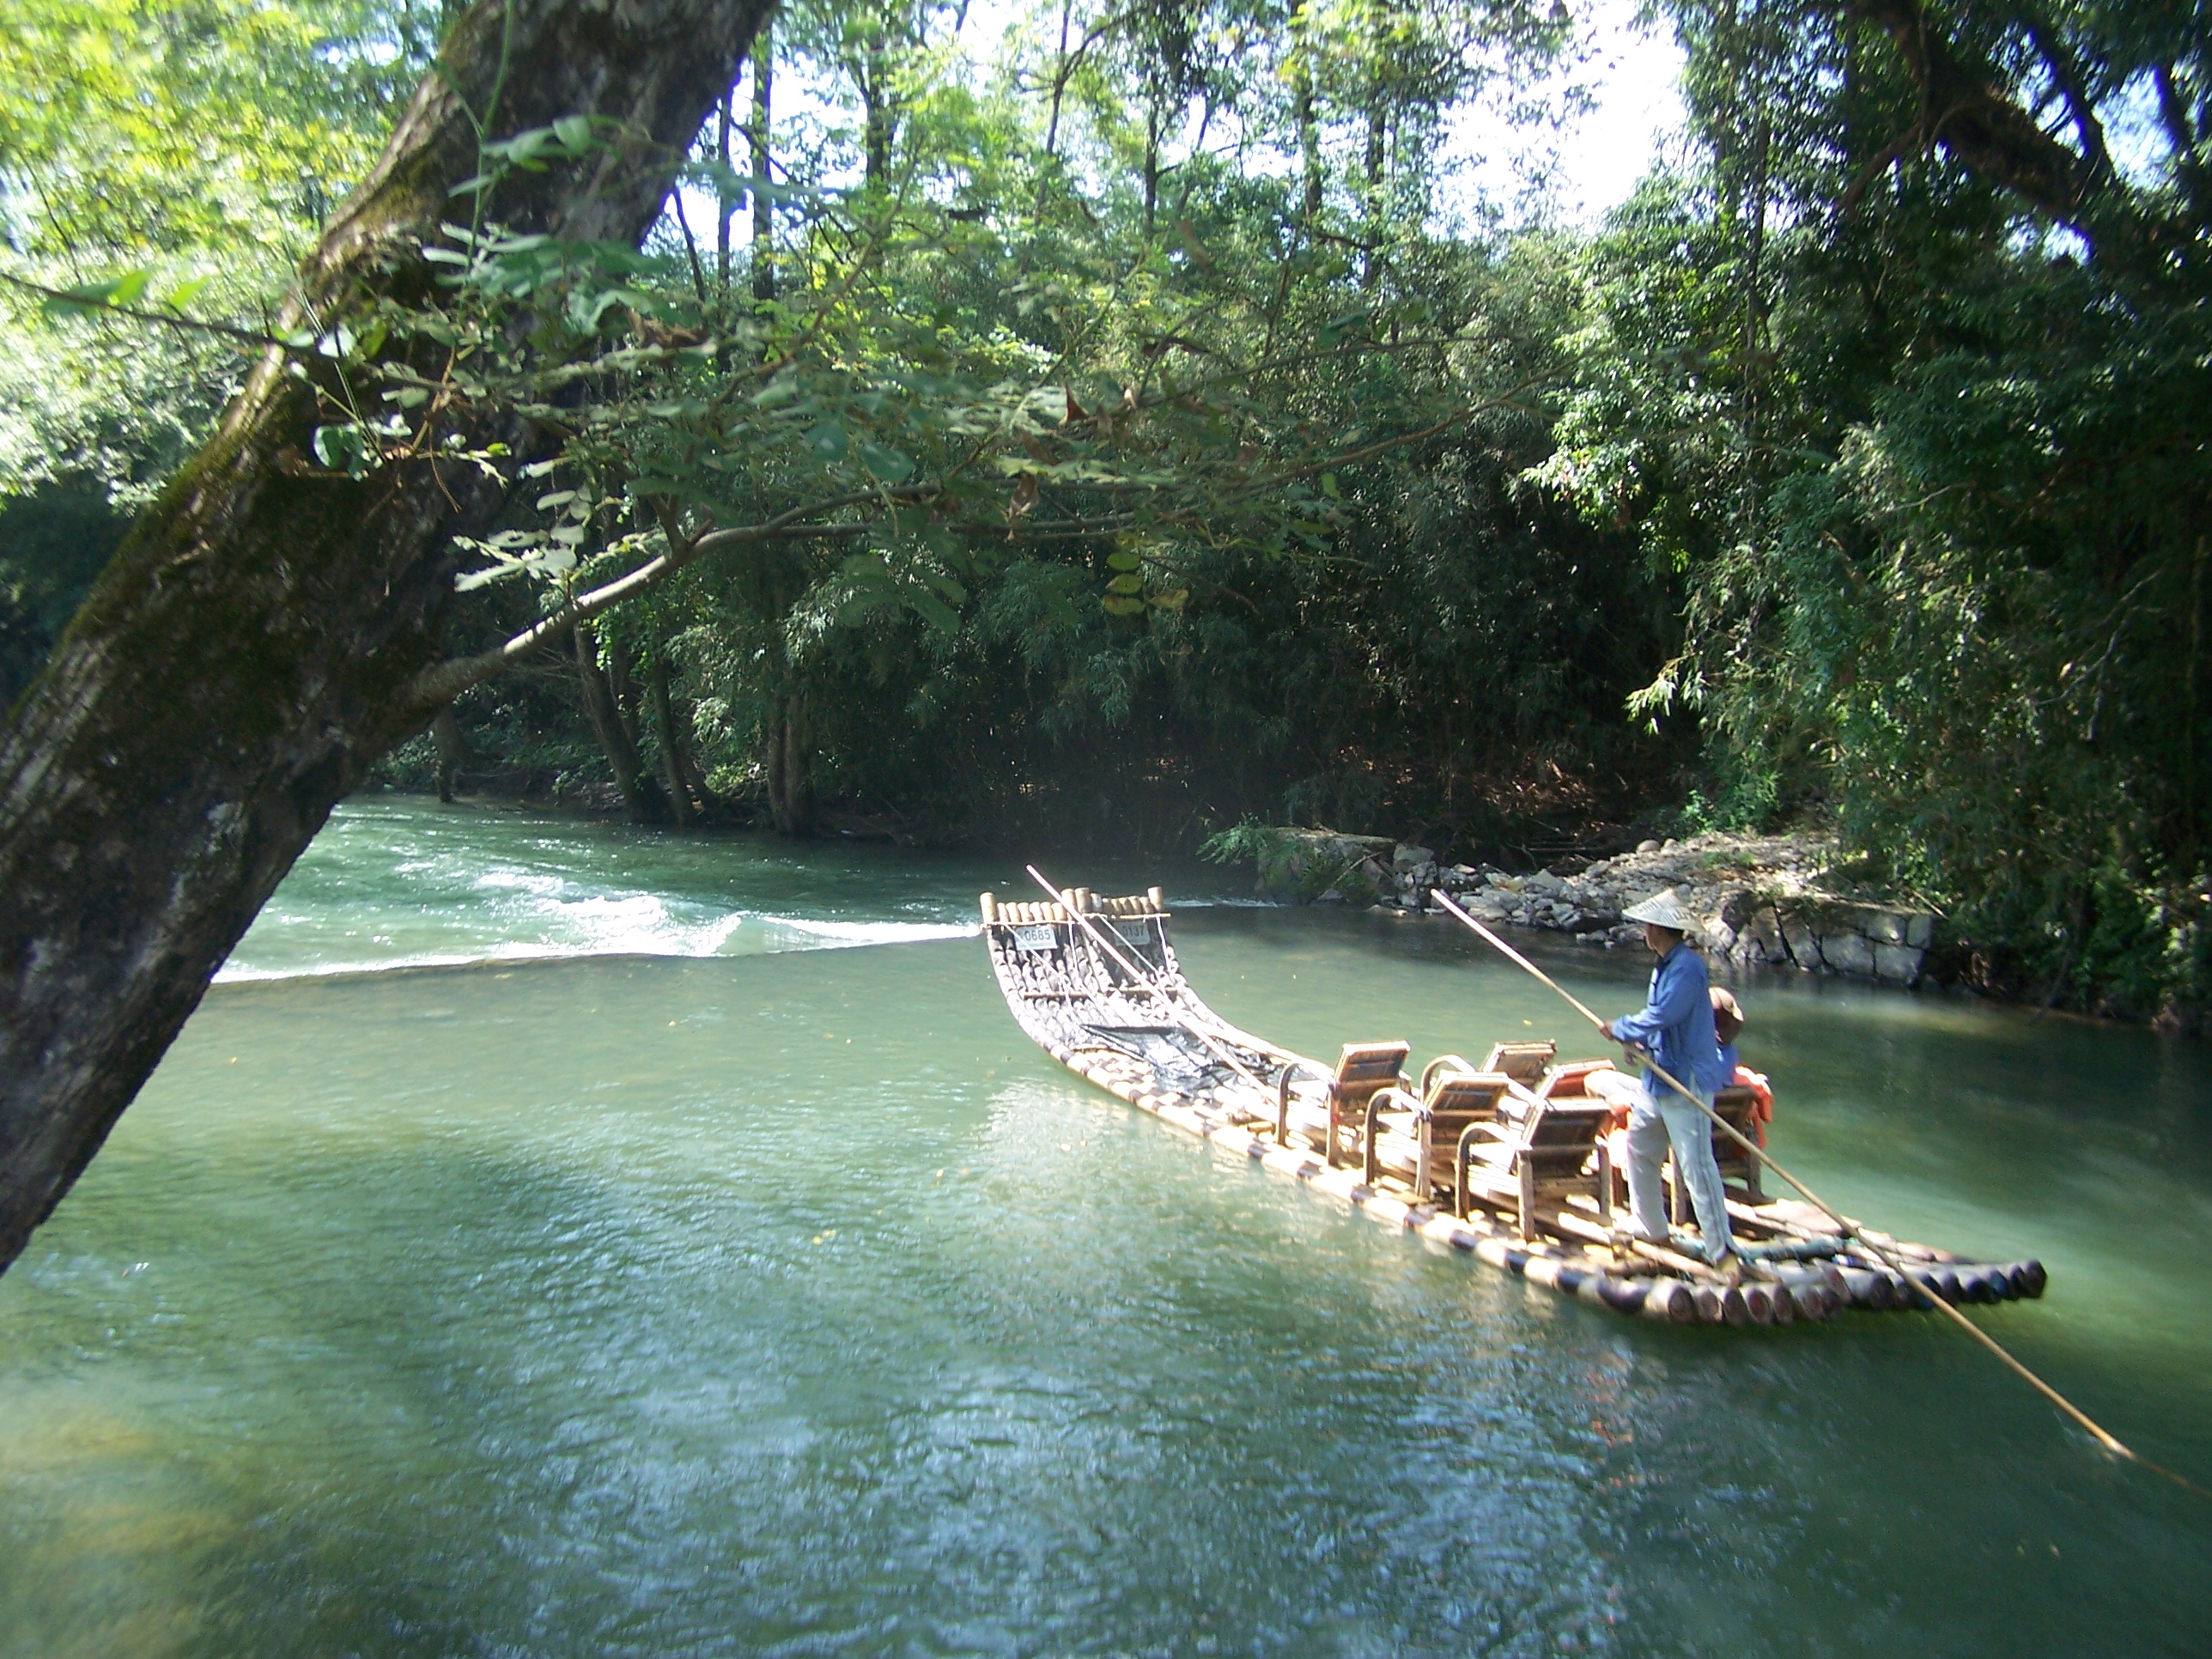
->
xmin=981 ymin=886 xmax=2049 ymax=1328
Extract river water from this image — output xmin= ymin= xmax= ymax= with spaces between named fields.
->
xmin=3 ymin=796 xmax=2208 ymax=1656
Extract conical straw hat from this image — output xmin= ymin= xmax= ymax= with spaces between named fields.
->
xmin=1622 ymin=888 xmax=1695 ymax=932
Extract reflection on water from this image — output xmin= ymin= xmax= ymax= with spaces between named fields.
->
xmin=3 ymin=816 xmax=2209 ymax=1657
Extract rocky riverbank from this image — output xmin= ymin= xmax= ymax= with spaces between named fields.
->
xmin=1240 ymin=826 xmax=1940 ymax=988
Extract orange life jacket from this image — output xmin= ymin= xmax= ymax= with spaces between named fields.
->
xmin=1736 ymin=1065 xmax=1773 ymax=1146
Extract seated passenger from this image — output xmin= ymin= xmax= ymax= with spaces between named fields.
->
xmin=1710 ymin=986 xmax=1771 ymax=1146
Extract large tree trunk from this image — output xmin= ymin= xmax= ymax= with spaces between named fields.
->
xmin=432 ymin=704 xmax=471 ymax=803
xmin=646 ymin=642 xmax=697 ymax=828
xmin=750 ymin=22 xmax=775 ymax=305
xmin=574 ymin=623 xmax=669 ymax=823
xmin=763 ymin=690 xmax=814 ymax=837
xmin=0 ymin=0 xmax=773 ymax=1274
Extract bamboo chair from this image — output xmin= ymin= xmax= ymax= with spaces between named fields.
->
xmin=1479 ymin=1040 xmax=1556 ymax=1089
xmin=1455 ymin=1099 xmax=1615 ymax=1242
xmin=1361 ymin=1069 xmax=1517 ymax=1203
xmin=1274 ymin=1041 xmax=1410 ymax=1166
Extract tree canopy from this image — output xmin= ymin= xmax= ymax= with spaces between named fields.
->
xmin=3 ymin=0 xmax=2208 ymax=1112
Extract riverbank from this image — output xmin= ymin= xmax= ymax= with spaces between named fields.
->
xmin=1226 ymin=824 xmax=1948 ymax=993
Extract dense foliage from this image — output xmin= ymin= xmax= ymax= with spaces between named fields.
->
xmin=1545 ymin=0 xmax=2212 ymax=1018
xmin=4 ymin=0 xmax=2208 ymax=1020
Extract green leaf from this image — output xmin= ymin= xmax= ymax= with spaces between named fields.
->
xmin=1102 ymin=595 xmax=1147 ymax=617
xmin=311 ymin=422 xmax=373 ymax=477
xmin=859 ymin=441 xmax=914 ymax=482
xmin=164 ymin=276 xmax=211 ymax=313
xmin=920 ymin=568 xmax=967 ymax=605
xmin=836 ymin=591 xmax=895 ymax=625
xmin=108 ymin=270 xmax=152 ymax=307
xmin=553 ymin=115 xmax=593 ymax=154
xmin=1106 ymin=550 xmax=1142 ymax=572
xmin=808 ymin=422 xmax=848 ymax=461
xmin=1319 ymin=472 xmax=1340 ymax=500
xmin=1106 ymin=573 xmax=1145 ymax=595
xmin=1150 ymin=589 xmax=1189 ymax=612
xmin=907 ymin=590 xmax=962 ymax=635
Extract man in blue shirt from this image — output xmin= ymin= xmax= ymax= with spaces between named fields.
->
xmin=1604 ymin=890 xmax=1735 ymax=1264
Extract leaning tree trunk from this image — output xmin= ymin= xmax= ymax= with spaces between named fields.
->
xmin=0 ymin=0 xmax=774 ymax=1274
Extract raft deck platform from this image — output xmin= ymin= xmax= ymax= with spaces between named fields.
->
xmin=982 ymin=887 xmax=2047 ymax=1328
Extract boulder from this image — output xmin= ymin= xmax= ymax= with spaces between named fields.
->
xmin=1715 ymin=886 xmax=1759 ymax=929
xmin=1392 ymin=843 xmax=1435 ymax=871
xmin=1863 ymin=909 xmax=1911 ymax=945
xmin=1735 ymin=908 xmax=1785 ymax=963
xmin=1783 ymin=917 xmax=1821 ymax=967
xmin=1821 ymin=932 xmax=1877 ymax=976
xmin=1874 ymin=943 xmax=1926 ymax=984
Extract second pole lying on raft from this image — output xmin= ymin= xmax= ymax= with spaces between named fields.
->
xmin=1429 ymin=886 xmax=2164 ymax=1476
xmin=1023 ymin=864 xmax=1290 ymax=1103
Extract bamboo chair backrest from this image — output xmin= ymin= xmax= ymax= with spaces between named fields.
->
xmin=1423 ymin=1072 xmax=1512 ymax=1139
xmin=1334 ymin=1042 xmax=1411 ymax=1115
xmin=1709 ymin=1085 xmax=1759 ymax=1159
xmin=1480 ymin=1041 xmax=1556 ymax=1086
xmin=1515 ymin=1100 xmax=1613 ymax=1179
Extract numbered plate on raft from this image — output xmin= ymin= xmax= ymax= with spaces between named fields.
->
xmin=1012 ymin=925 xmax=1059 ymax=953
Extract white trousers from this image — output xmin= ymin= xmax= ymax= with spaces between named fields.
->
xmin=1625 ymin=1081 xmax=1733 ymax=1261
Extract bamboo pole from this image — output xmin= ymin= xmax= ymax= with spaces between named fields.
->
xmin=1431 ymin=888 xmax=2207 ymax=1495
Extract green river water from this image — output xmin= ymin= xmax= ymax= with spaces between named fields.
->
xmin=3 ymin=796 xmax=2209 ymax=1656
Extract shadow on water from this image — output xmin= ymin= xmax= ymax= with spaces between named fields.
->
xmin=3 ymin=884 xmax=2209 ymax=1655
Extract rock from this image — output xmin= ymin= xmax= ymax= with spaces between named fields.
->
xmin=1393 ymin=843 xmax=1434 ymax=871
xmin=1783 ymin=917 xmax=1821 ymax=968
xmin=1822 ymin=933 xmax=1877 ymax=976
xmin=1735 ymin=908 xmax=1784 ymax=963
xmin=1470 ymin=897 xmax=1510 ymax=921
xmin=1863 ymin=909 xmax=1908 ymax=945
xmin=1874 ymin=943 xmax=1925 ymax=984
xmin=1906 ymin=915 xmax=1936 ymax=950
xmin=1637 ymin=839 xmax=1662 ymax=854
xmin=1316 ymin=889 xmax=1345 ymax=903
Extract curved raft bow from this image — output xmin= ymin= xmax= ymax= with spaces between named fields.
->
xmin=981 ymin=880 xmax=2049 ymax=1330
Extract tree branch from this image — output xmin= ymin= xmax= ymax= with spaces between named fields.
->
xmin=404 ymin=485 xmax=931 ymax=710
xmin=0 ymin=270 xmax=295 ymax=351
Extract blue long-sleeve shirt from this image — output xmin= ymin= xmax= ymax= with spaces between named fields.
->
xmin=1610 ymin=943 xmax=1731 ymax=1096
